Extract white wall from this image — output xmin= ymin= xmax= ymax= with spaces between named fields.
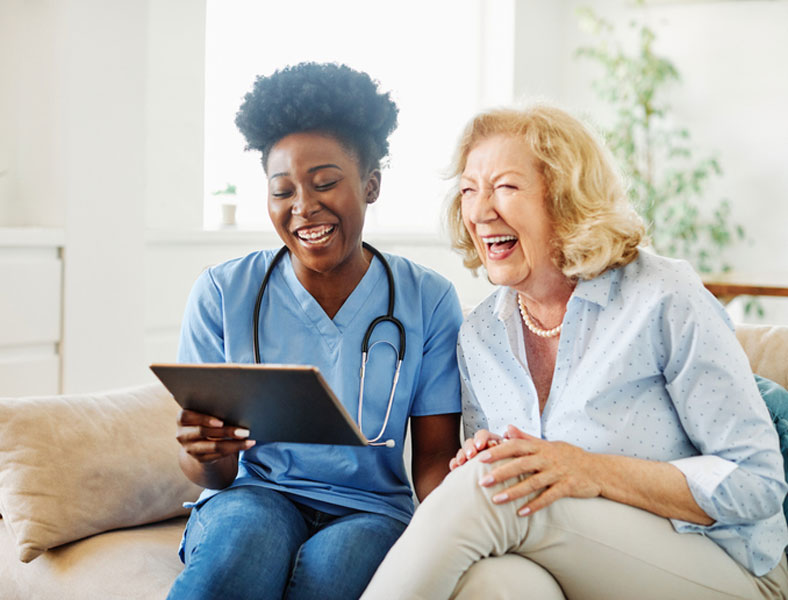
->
xmin=514 ymin=0 xmax=788 ymax=323
xmin=56 ymin=1 xmax=149 ymax=392
xmin=1 ymin=0 xmax=207 ymax=394
xmin=0 ymin=3 xmax=10 ymax=220
xmin=0 ymin=1 xmax=64 ymax=227
xmin=513 ymin=0 xmax=566 ymax=103
xmin=2 ymin=0 xmax=786 ymax=395
xmin=557 ymin=0 xmax=788 ymax=272
xmin=145 ymin=1 xmax=205 ymax=231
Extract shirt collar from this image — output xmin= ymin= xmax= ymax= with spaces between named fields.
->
xmin=571 ymin=266 xmax=618 ymax=308
xmin=492 ymin=287 xmax=518 ymax=323
xmin=491 ymin=265 xmax=619 ymax=322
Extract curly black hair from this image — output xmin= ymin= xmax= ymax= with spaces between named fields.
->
xmin=235 ymin=62 xmax=399 ymax=173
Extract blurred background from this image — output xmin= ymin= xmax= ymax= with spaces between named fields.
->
xmin=1 ymin=0 xmax=786 ymax=395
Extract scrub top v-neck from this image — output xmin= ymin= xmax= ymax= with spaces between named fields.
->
xmin=177 ymin=248 xmax=463 ymax=524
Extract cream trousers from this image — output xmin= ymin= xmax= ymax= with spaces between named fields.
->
xmin=362 ymin=456 xmax=788 ymax=600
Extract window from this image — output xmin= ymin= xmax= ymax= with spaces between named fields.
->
xmin=204 ymin=0 xmax=488 ymax=233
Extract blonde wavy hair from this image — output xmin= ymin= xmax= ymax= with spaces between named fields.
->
xmin=447 ymin=105 xmax=646 ymax=280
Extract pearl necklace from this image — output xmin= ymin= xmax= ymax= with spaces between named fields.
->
xmin=517 ymin=295 xmax=563 ymax=338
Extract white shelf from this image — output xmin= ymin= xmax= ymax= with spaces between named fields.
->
xmin=0 ymin=227 xmax=65 ymax=248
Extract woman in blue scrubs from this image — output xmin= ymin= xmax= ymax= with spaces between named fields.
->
xmin=166 ymin=63 xmax=463 ymax=600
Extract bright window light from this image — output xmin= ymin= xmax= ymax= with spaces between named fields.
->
xmin=204 ymin=0 xmax=485 ymax=233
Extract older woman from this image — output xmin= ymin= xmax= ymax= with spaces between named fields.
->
xmin=363 ymin=105 xmax=788 ymax=599
xmin=167 ymin=63 xmax=462 ymax=600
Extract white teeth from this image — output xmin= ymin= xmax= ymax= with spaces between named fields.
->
xmin=482 ymin=235 xmax=517 ymax=244
xmin=296 ymin=225 xmax=335 ymax=241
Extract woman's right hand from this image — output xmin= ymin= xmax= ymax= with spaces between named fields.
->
xmin=176 ymin=409 xmax=256 ymax=464
xmin=449 ymin=429 xmax=503 ymax=471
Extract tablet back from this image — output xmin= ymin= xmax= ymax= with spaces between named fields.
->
xmin=150 ymin=363 xmax=368 ymax=446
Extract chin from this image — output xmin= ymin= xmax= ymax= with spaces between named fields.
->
xmin=297 ymin=244 xmax=355 ymax=273
xmin=485 ymin=266 xmax=528 ymax=289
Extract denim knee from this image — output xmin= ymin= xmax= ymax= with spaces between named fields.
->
xmin=285 ymin=511 xmax=406 ymax=600
xmin=170 ymin=486 xmax=308 ymax=600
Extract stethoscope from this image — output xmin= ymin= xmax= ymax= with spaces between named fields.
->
xmin=252 ymin=242 xmax=405 ymax=448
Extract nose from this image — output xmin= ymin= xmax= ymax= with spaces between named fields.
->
xmin=462 ymin=188 xmax=497 ymax=224
xmin=291 ymin=188 xmax=321 ymax=218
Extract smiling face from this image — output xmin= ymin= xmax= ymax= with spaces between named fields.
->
xmin=266 ymin=132 xmax=380 ymax=282
xmin=460 ymin=134 xmax=558 ymax=293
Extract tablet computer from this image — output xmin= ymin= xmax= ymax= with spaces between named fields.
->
xmin=150 ymin=363 xmax=368 ymax=446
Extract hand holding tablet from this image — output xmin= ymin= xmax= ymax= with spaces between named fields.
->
xmin=150 ymin=363 xmax=369 ymax=446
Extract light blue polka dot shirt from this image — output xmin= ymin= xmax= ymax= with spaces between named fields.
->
xmin=458 ymin=249 xmax=788 ymax=576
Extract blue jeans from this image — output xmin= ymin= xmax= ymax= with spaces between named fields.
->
xmin=167 ymin=486 xmax=407 ymax=600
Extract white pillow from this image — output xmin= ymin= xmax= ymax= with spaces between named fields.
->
xmin=0 ymin=383 xmax=201 ymax=562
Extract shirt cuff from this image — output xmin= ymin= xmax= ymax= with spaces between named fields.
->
xmin=669 ymin=454 xmax=738 ymax=498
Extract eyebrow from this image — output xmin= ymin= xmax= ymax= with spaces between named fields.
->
xmin=269 ymin=163 xmax=343 ymax=180
xmin=460 ymin=169 xmax=520 ymax=183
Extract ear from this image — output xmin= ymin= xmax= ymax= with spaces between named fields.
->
xmin=364 ymin=170 xmax=382 ymax=205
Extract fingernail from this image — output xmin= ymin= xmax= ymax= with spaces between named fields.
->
xmin=518 ymin=507 xmax=531 ymax=516
xmin=208 ymin=418 xmax=223 ymax=427
xmin=234 ymin=428 xmax=250 ymax=438
xmin=465 ymin=448 xmax=474 ymax=458
xmin=478 ymin=475 xmax=494 ymax=486
xmin=243 ymin=440 xmax=256 ymax=449
xmin=478 ymin=451 xmax=491 ymax=461
xmin=475 ymin=439 xmax=484 ymax=449
xmin=492 ymin=493 xmax=508 ymax=503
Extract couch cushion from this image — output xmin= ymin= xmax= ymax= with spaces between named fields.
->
xmin=0 ymin=515 xmax=186 ymax=600
xmin=736 ymin=324 xmax=788 ymax=389
xmin=0 ymin=383 xmax=201 ymax=562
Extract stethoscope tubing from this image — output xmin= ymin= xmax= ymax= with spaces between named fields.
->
xmin=252 ymin=242 xmax=405 ymax=446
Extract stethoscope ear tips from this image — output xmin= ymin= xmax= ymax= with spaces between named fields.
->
xmin=384 ymin=439 xmax=396 ymax=448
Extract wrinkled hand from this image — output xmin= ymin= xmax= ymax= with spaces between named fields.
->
xmin=176 ymin=409 xmax=256 ymax=463
xmin=449 ymin=428 xmax=503 ymax=471
xmin=477 ymin=425 xmax=602 ymax=516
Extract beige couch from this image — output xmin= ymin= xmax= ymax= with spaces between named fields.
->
xmin=1 ymin=324 xmax=786 ymax=599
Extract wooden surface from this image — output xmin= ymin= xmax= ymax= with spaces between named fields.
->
xmin=702 ymin=273 xmax=788 ymax=301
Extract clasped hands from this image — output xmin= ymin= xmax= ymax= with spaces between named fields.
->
xmin=449 ymin=425 xmax=602 ymax=516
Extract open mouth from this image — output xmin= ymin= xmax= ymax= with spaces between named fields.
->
xmin=481 ymin=234 xmax=518 ymax=255
xmin=294 ymin=224 xmax=336 ymax=245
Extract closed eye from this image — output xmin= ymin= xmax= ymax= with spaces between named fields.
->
xmin=315 ymin=180 xmax=339 ymax=191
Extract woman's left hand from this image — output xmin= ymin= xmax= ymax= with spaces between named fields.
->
xmin=478 ymin=424 xmax=602 ymax=516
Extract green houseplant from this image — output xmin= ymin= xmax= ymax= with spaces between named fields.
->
xmin=212 ymin=182 xmax=238 ymax=200
xmin=574 ymin=4 xmax=746 ymax=276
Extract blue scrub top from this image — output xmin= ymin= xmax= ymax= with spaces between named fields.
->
xmin=177 ymin=248 xmax=463 ymax=524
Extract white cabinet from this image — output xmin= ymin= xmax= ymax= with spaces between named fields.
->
xmin=0 ymin=228 xmax=63 ymax=396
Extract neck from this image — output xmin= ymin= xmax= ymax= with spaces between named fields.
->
xmin=291 ymin=245 xmax=371 ymax=319
xmin=515 ymin=271 xmax=575 ymax=330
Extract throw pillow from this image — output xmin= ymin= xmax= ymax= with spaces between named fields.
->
xmin=755 ymin=374 xmax=788 ymax=525
xmin=0 ymin=383 xmax=201 ymax=562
